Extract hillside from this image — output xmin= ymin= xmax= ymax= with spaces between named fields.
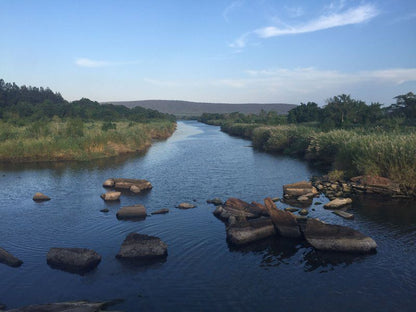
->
xmin=107 ymin=100 xmax=296 ymax=116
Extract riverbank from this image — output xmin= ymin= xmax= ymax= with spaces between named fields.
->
xmin=205 ymin=121 xmax=416 ymax=197
xmin=0 ymin=120 xmax=176 ymax=163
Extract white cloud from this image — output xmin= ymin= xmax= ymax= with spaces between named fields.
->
xmin=284 ymin=6 xmax=305 ymax=18
xmin=230 ymin=4 xmax=379 ymax=48
xmin=223 ymin=1 xmax=243 ymax=23
xmin=75 ymin=58 xmax=141 ymax=68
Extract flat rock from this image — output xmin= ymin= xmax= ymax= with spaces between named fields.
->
xmin=116 ymin=204 xmax=147 ymax=220
xmin=100 ymin=208 xmax=109 ymax=213
xmin=100 ymin=191 xmax=121 ymax=201
xmin=304 ymin=218 xmax=377 ymax=253
xmin=5 ymin=300 xmax=120 ymax=312
xmin=264 ymin=197 xmax=301 ymax=238
xmin=226 ymin=217 xmax=276 ymax=245
xmin=332 ymin=210 xmax=354 ymax=220
xmin=46 ymin=248 xmax=101 ymax=274
xmin=206 ymin=198 xmax=223 ymax=206
xmin=116 ymin=233 xmax=167 ymax=260
xmin=324 ymin=198 xmax=352 ymax=209
xmin=176 ymin=202 xmax=196 ymax=209
xmin=350 ymin=175 xmax=401 ymax=195
xmin=283 ymin=181 xmax=314 ymax=199
xmin=213 ymin=198 xmax=264 ymax=222
xmin=32 ymin=192 xmax=50 ymax=202
xmin=113 ymin=178 xmax=153 ymax=193
xmin=0 ymin=247 xmax=23 ymax=268
xmin=284 ymin=207 xmax=299 ymax=212
xmin=151 ymin=208 xmax=169 ymax=215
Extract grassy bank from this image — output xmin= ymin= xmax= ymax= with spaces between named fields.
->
xmin=0 ymin=119 xmax=176 ymax=162
xmin=216 ymin=122 xmax=416 ymax=194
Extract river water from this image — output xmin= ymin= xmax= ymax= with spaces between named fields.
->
xmin=0 ymin=121 xmax=415 ymax=311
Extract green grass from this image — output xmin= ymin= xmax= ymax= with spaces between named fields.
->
xmin=0 ymin=120 xmax=176 ymax=162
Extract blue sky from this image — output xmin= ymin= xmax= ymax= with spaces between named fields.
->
xmin=1 ymin=0 xmax=415 ymax=105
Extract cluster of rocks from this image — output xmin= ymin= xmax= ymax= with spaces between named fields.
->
xmin=101 ymin=178 xmax=153 ymax=201
xmin=213 ymin=194 xmax=377 ymax=254
xmin=313 ymin=175 xmax=410 ymax=199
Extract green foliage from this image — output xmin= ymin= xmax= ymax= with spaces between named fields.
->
xmin=288 ymin=102 xmax=320 ymax=123
xmin=65 ymin=119 xmax=84 ymax=137
xmin=102 ymin=121 xmax=117 ymax=131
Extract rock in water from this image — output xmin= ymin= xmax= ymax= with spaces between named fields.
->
xmin=151 ymin=208 xmax=169 ymax=215
xmin=283 ymin=181 xmax=317 ymax=199
xmin=116 ymin=233 xmax=168 ymax=260
xmin=32 ymin=192 xmax=50 ymax=202
xmin=100 ymin=191 xmax=121 ymax=201
xmin=264 ymin=197 xmax=301 ymax=238
xmin=332 ymin=210 xmax=354 ymax=220
xmin=0 ymin=247 xmax=23 ymax=267
xmin=5 ymin=300 xmax=120 ymax=312
xmin=304 ymin=218 xmax=377 ymax=253
xmin=324 ymin=198 xmax=352 ymax=209
xmin=213 ymin=198 xmax=265 ymax=222
xmin=176 ymin=202 xmax=196 ymax=209
xmin=113 ymin=178 xmax=153 ymax=193
xmin=116 ymin=204 xmax=147 ymax=220
xmin=226 ymin=217 xmax=276 ymax=245
xmin=102 ymin=178 xmax=115 ymax=188
xmin=206 ymin=198 xmax=223 ymax=206
xmin=46 ymin=248 xmax=101 ymax=274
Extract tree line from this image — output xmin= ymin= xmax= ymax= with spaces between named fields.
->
xmin=0 ymin=79 xmax=176 ymax=123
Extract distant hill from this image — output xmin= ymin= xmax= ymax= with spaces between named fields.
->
xmin=107 ymin=100 xmax=296 ymax=117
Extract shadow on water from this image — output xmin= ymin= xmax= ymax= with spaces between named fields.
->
xmin=227 ymin=236 xmax=374 ymax=273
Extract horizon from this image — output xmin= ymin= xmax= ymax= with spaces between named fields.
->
xmin=1 ymin=0 xmax=415 ymax=106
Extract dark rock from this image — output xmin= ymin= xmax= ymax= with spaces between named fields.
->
xmin=46 ymin=248 xmax=101 ymax=274
xmin=206 ymin=198 xmax=223 ymax=206
xmin=176 ymin=202 xmax=196 ymax=209
xmin=284 ymin=207 xmax=299 ymax=212
xmin=264 ymin=197 xmax=301 ymax=238
xmin=213 ymin=198 xmax=263 ymax=222
xmin=116 ymin=233 xmax=167 ymax=260
xmin=226 ymin=217 xmax=276 ymax=245
xmin=5 ymin=300 xmax=120 ymax=312
xmin=32 ymin=192 xmax=50 ymax=202
xmin=100 ymin=208 xmax=109 ymax=213
xmin=304 ymin=218 xmax=377 ymax=253
xmin=151 ymin=208 xmax=169 ymax=215
xmin=314 ymin=202 xmax=322 ymax=205
xmin=299 ymin=209 xmax=308 ymax=216
xmin=332 ymin=210 xmax=354 ymax=220
xmin=116 ymin=204 xmax=147 ymax=220
xmin=271 ymin=197 xmax=280 ymax=202
xmin=0 ymin=303 xmax=5 ymax=310
xmin=100 ymin=191 xmax=121 ymax=201
xmin=324 ymin=198 xmax=352 ymax=209
xmin=0 ymin=247 xmax=23 ymax=268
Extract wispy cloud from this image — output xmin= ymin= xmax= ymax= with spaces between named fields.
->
xmin=284 ymin=6 xmax=305 ymax=18
xmin=230 ymin=4 xmax=379 ymax=48
xmin=75 ymin=58 xmax=141 ymax=68
xmin=223 ymin=1 xmax=243 ymax=23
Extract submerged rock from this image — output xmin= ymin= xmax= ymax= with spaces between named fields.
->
xmin=176 ymin=202 xmax=196 ymax=209
xmin=151 ymin=208 xmax=169 ymax=215
xmin=332 ymin=210 xmax=354 ymax=220
xmin=32 ymin=192 xmax=50 ymax=202
xmin=116 ymin=204 xmax=147 ymax=220
xmin=5 ymin=300 xmax=120 ymax=312
xmin=226 ymin=217 xmax=276 ymax=246
xmin=264 ymin=197 xmax=301 ymax=238
xmin=207 ymin=198 xmax=223 ymax=206
xmin=304 ymin=218 xmax=377 ymax=253
xmin=116 ymin=233 xmax=167 ymax=260
xmin=0 ymin=247 xmax=23 ymax=268
xmin=324 ymin=198 xmax=352 ymax=209
xmin=46 ymin=248 xmax=101 ymax=274
xmin=100 ymin=191 xmax=121 ymax=201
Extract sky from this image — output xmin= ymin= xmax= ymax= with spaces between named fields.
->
xmin=1 ymin=0 xmax=415 ymax=105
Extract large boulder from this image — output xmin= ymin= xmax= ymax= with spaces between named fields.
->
xmin=46 ymin=248 xmax=101 ymax=274
xmin=113 ymin=178 xmax=153 ymax=193
xmin=283 ymin=181 xmax=317 ymax=199
xmin=350 ymin=175 xmax=401 ymax=196
xmin=226 ymin=217 xmax=276 ymax=245
xmin=32 ymin=192 xmax=50 ymax=202
xmin=116 ymin=233 xmax=167 ymax=260
xmin=324 ymin=198 xmax=352 ymax=209
xmin=263 ymin=197 xmax=301 ymax=238
xmin=116 ymin=204 xmax=147 ymax=220
xmin=100 ymin=191 xmax=121 ymax=201
xmin=304 ymin=218 xmax=377 ymax=253
xmin=0 ymin=247 xmax=23 ymax=268
xmin=5 ymin=300 xmax=120 ymax=312
xmin=213 ymin=198 xmax=265 ymax=222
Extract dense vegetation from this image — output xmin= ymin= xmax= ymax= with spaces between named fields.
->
xmin=199 ymin=93 xmax=416 ymax=194
xmin=0 ymin=79 xmax=176 ymax=162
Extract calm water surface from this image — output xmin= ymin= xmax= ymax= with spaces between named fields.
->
xmin=0 ymin=121 xmax=415 ymax=311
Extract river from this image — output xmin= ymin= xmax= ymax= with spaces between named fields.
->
xmin=0 ymin=121 xmax=415 ymax=311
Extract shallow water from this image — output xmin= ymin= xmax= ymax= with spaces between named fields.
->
xmin=0 ymin=121 xmax=415 ymax=311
